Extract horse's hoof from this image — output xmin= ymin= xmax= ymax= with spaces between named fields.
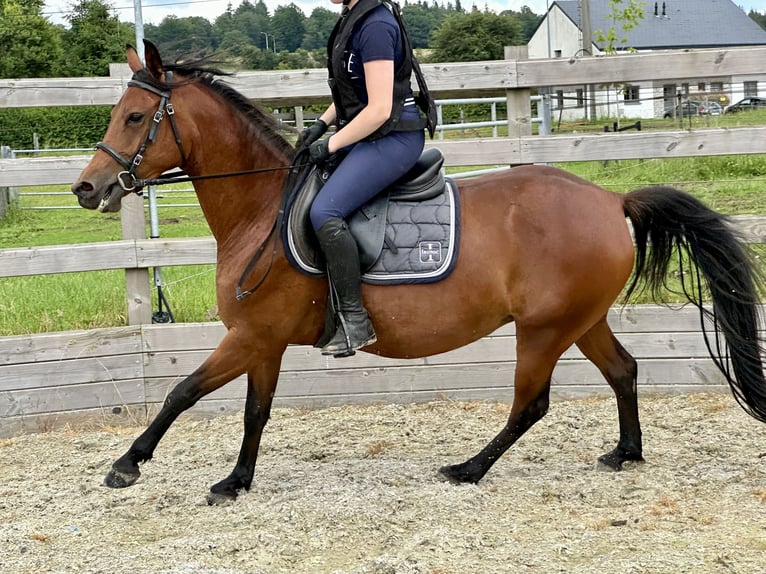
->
xmin=597 ymin=449 xmax=644 ymax=472
xmin=596 ymin=457 xmax=622 ymax=472
xmin=104 ymin=467 xmax=140 ymax=488
xmin=438 ymin=464 xmax=479 ymax=485
xmin=206 ymin=478 xmax=245 ymax=505
xmin=206 ymin=491 xmax=238 ymax=506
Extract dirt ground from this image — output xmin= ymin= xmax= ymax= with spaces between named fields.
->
xmin=1 ymin=393 xmax=765 ymax=574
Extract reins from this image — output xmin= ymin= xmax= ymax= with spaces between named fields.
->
xmin=235 ymin=147 xmax=313 ymax=301
xmin=130 ymin=163 xmax=307 ymax=193
xmin=128 ymin=153 xmax=311 ymax=302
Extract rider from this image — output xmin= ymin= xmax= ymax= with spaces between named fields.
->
xmin=299 ymin=0 xmax=434 ymax=357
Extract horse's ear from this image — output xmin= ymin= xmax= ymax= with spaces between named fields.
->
xmin=126 ymin=44 xmax=143 ymax=73
xmin=143 ymin=39 xmax=165 ymax=80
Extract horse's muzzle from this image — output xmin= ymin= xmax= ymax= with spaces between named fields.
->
xmin=71 ymin=180 xmax=124 ymax=212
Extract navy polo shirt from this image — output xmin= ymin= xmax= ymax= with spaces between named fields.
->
xmin=343 ymin=4 xmax=417 ymax=119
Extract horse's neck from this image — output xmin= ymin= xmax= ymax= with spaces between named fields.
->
xmin=188 ymin=127 xmax=289 ymax=245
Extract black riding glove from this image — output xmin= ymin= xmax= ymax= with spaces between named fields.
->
xmin=309 ymin=137 xmax=332 ymax=164
xmin=297 ymin=119 xmax=328 ymax=148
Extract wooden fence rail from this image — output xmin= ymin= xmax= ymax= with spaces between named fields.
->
xmin=0 ymin=238 xmax=217 ymax=277
xmin=0 ymin=305 xmax=737 ymax=437
xmin=2 ymin=46 xmax=765 ymax=107
xmin=5 ymin=123 xmax=766 ymax=190
xmin=2 ymin=214 xmax=766 ymax=280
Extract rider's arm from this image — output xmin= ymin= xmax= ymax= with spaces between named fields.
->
xmin=326 ymin=59 xmax=394 ymax=153
xmin=319 ymin=103 xmax=337 ymax=128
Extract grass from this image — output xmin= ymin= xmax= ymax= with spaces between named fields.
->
xmin=0 ymin=187 xmax=218 ymax=335
xmin=553 ymin=155 xmax=766 ymax=214
xmin=2 ymin=140 xmax=766 ymax=335
xmin=0 ymin=271 xmax=128 ymax=334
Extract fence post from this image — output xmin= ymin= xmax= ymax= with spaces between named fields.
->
xmin=109 ymin=64 xmax=152 ymax=325
xmin=120 ymin=190 xmax=152 ymax=325
xmin=504 ymin=45 xmax=531 ymax=164
xmin=0 ymin=184 xmax=7 ymax=220
xmin=294 ymin=105 xmax=305 ymax=130
xmin=539 ymin=90 xmax=552 ymax=136
xmin=0 ymin=146 xmax=14 ymax=220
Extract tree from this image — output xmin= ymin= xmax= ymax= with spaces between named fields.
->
xmin=216 ymin=0 xmax=271 ymax=49
xmin=217 ymin=28 xmax=254 ymax=57
xmin=301 ymin=6 xmax=337 ymax=50
xmin=402 ymin=2 xmax=448 ymax=49
xmin=144 ymin=16 xmax=216 ymax=58
xmin=507 ymin=5 xmax=542 ymax=43
xmin=0 ymin=0 xmax=64 ymax=78
xmin=749 ymin=10 xmax=766 ymax=31
xmin=237 ymin=42 xmax=277 ymax=69
xmin=429 ymin=12 xmax=522 ymax=62
xmin=276 ymin=48 xmax=323 ymax=70
xmin=271 ymin=3 xmax=306 ymax=52
xmin=61 ymin=0 xmax=132 ymax=76
xmin=593 ymin=0 xmax=645 ymax=54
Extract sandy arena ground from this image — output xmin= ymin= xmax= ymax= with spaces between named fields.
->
xmin=1 ymin=393 xmax=765 ymax=574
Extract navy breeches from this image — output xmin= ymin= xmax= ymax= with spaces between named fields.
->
xmin=309 ymin=128 xmax=425 ymax=231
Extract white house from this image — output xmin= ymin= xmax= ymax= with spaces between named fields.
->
xmin=527 ymin=0 xmax=766 ymax=120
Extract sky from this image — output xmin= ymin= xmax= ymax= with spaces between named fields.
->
xmin=42 ymin=0 xmax=766 ymax=27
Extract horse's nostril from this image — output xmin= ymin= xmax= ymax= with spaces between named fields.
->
xmin=72 ymin=181 xmax=94 ymax=195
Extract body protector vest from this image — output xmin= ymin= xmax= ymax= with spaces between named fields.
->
xmin=327 ymin=0 xmax=437 ymax=140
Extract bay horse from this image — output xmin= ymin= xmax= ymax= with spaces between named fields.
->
xmin=72 ymin=41 xmax=766 ymax=503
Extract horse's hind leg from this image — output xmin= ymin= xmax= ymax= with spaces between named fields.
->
xmin=104 ymin=333 xmax=248 ymax=488
xmin=575 ymin=316 xmax=643 ymax=470
xmin=439 ymin=327 xmax=562 ymax=484
xmin=207 ymin=356 xmax=282 ymax=504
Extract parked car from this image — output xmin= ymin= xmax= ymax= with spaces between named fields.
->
xmin=724 ymin=96 xmax=766 ymax=113
xmin=663 ymin=100 xmax=707 ymax=118
xmin=707 ymin=101 xmax=723 ymax=115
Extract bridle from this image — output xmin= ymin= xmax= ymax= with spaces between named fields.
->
xmin=95 ymin=71 xmax=187 ymax=195
xmin=95 ymin=70 xmax=302 ymax=195
xmin=94 ymin=68 xmax=315 ymax=301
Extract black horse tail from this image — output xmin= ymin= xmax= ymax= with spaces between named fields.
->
xmin=623 ymin=186 xmax=766 ymax=424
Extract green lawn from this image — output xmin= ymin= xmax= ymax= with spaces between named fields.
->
xmin=2 ymin=146 xmax=765 ymax=335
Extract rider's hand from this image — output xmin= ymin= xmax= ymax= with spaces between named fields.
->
xmin=297 ymin=119 xmax=328 ymax=148
xmin=308 ymin=137 xmax=332 ymax=164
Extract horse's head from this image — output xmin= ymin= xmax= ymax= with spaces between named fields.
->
xmin=72 ymin=41 xmax=188 ymax=212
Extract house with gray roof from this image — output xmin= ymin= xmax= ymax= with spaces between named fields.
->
xmin=527 ymin=0 xmax=766 ymax=120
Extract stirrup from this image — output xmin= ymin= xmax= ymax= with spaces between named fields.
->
xmin=321 ymin=313 xmax=377 ymax=357
xmin=322 ymin=333 xmax=378 ymax=357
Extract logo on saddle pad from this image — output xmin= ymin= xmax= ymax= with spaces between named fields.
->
xmin=419 ymin=241 xmax=442 ymax=263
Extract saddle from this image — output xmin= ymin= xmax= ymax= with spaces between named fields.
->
xmin=284 ymin=147 xmax=460 ymax=285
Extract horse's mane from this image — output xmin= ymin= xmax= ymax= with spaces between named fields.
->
xmin=133 ymin=58 xmax=296 ymax=161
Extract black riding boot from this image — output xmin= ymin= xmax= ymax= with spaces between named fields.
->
xmin=316 ymin=217 xmax=377 ymax=357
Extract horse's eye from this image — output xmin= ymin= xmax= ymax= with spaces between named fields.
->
xmin=127 ymin=113 xmax=144 ymax=124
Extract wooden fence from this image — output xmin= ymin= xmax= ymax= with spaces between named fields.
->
xmin=2 ymin=47 xmax=766 ymax=435
xmin=0 ymin=305 xmax=740 ymax=437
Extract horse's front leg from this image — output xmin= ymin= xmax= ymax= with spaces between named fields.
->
xmin=207 ymin=354 xmax=283 ymax=505
xmin=104 ymin=333 xmax=248 ymax=489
